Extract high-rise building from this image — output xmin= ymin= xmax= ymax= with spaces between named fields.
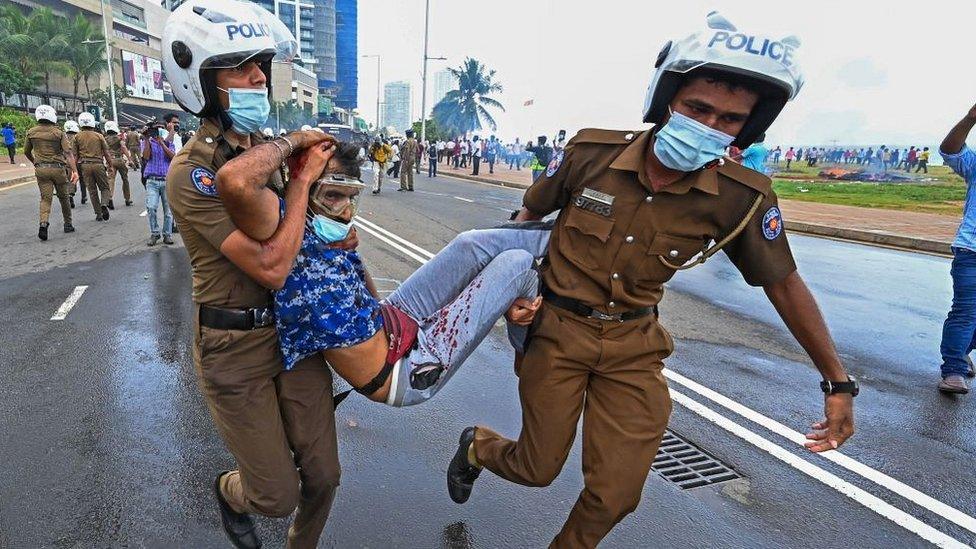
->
xmin=432 ymin=68 xmax=454 ymax=111
xmin=333 ymin=0 xmax=357 ymax=109
xmin=382 ymin=81 xmax=411 ymax=133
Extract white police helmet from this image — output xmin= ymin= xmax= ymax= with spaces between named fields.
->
xmin=34 ymin=105 xmax=57 ymax=123
xmin=301 ymin=124 xmax=313 ymax=131
xmin=64 ymin=120 xmax=80 ymax=134
xmin=643 ymin=11 xmax=804 ymax=148
xmin=78 ymin=112 xmax=97 ymax=128
xmin=104 ymin=121 xmax=120 ymax=133
xmin=262 ymin=127 xmax=274 ymax=137
xmin=279 ymin=128 xmax=287 ymax=136
xmin=162 ymin=0 xmax=299 ymax=117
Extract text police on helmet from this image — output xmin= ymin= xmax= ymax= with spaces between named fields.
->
xmin=643 ymin=11 xmax=804 ymax=148
xmin=162 ymin=0 xmax=299 ymax=117
xmin=34 ymin=105 xmax=57 ymax=123
xmin=78 ymin=112 xmax=97 ymax=128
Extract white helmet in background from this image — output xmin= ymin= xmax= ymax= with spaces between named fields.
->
xmin=78 ymin=112 xmax=97 ymax=128
xmin=279 ymin=128 xmax=287 ymax=136
xmin=301 ymin=124 xmax=313 ymax=131
xmin=104 ymin=121 xmax=120 ymax=133
xmin=262 ymin=127 xmax=274 ymax=137
xmin=162 ymin=0 xmax=298 ymax=117
xmin=64 ymin=120 xmax=80 ymax=134
xmin=34 ymin=105 xmax=57 ymax=123
xmin=642 ymin=11 xmax=804 ymax=148
xmin=312 ymin=127 xmax=325 ymax=134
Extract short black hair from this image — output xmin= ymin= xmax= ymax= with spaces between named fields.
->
xmin=688 ymin=67 xmax=784 ymax=101
xmin=324 ymin=141 xmax=363 ymax=180
xmin=164 ymin=113 xmax=179 ymax=123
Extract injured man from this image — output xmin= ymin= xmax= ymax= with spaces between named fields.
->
xmin=262 ymin=142 xmax=551 ymax=407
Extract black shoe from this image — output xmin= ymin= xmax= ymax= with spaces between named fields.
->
xmin=64 ymin=223 xmax=75 ymax=233
xmin=408 ymin=188 xmax=414 ymax=191
xmin=397 ymin=188 xmax=405 ymax=192
xmin=163 ymin=235 xmax=174 ymax=245
xmin=372 ymin=190 xmax=380 ymax=195
xmin=147 ymin=234 xmax=159 ymax=247
xmin=125 ymin=200 xmax=133 ymax=207
xmin=95 ymin=215 xmax=104 ymax=222
xmin=101 ymin=206 xmax=110 ymax=220
xmin=214 ymin=472 xmax=261 ymax=549
xmin=107 ymin=200 xmax=115 ymax=210
xmin=447 ymin=427 xmax=481 ymax=504
xmin=38 ymin=223 xmax=48 ymax=241
xmin=81 ymin=197 xmax=87 ymax=205
xmin=69 ymin=196 xmax=75 ymax=208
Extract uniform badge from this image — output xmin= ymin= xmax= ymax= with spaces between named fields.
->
xmin=762 ymin=206 xmax=783 ymax=240
xmin=574 ymin=187 xmax=615 ymax=217
xmin=191 ymin=167 xmax=218 ymax=197
xmin=545 ymin=150 xmax=564 ymax=177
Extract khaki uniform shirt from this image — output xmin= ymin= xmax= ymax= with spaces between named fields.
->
xmin=400 ymin=138 xmax=418 ymax=165
xmin=24 ymin=124 xmax=71 ymax=165
xmin=125 ymin=131 xmax=142 ymax=151
xmin=167 ymin=119 xmax=283 ymax=308
xmin=524 ymin=128 xmax=796 ymax=313
xmin=105 ymin=134 xmax=127 ymax=159
xmin=73 ymin=129 xmax=110 ymax=161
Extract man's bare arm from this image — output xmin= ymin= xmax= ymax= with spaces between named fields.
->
xmin=940 ymin=103 xmax=976 ymax=155
xmin=217 ymin=131 xmax=333 ymax=242
xmin=513 ymin=207 xmax=545 ymax=222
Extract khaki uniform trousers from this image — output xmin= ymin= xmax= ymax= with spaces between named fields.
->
xmin=109 ymin=158 xmax=131 ymax=202
xmin=80 ymin=162 xmax=111 ymax=215
xmin=35 ymin=166 xmax=72 ymax=225
xmin=194 ymin=307 xmax=340 ymax=549
xmin=475 ymin=303 xmax=673 ymax=549
xmin=399 ymin=161 xmax=415 ymax=190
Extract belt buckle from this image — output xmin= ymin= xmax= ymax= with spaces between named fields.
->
xmin=589 ymin=310 xmax=622 ymax=322
xmin=251 ymin=308 xmax=273 ymax=328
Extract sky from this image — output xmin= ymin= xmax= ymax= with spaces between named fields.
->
xmin=357 ymin=0 xmax=976 ymax=149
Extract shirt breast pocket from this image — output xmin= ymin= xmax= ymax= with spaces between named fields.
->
xmin=563 ymin=206 xmax=614 ymax=270
xmin=638 ymin=232 xmax=706 ymax=286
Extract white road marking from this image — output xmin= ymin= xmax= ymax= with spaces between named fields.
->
xmin=670 ymin=389 xmax=968 ymax=549
xmin=665 ymin=369 xmax=976 ymax=535
xmin=140 ymin=210 xmax=147 ymax=217
xmin=50 ymin=285 xmax=88 ymax=320
xmin=453 ymin=196 xmax=474 ymax=203
xmin=355 ymin=216 xmax=974 ymax=546
xmin=0 ymin=181 xmax=33 ymax=191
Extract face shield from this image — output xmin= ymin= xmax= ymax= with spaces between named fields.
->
xmin=308 ymin=174 xmax=366 ymax=222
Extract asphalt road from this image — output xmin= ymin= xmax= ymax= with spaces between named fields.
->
xmin=1 ymin=166 xmax=973 ymax=548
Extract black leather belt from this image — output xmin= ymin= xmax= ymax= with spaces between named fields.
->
xmin=199 ymin=304 xmax=275 ymax=330
xmin=542 ymin=287 xmax=657 ymax=322
xmin=79 ymin=159 xmax=103 ymax=164
xmin=35 ymin=162 xmax=65 ymax=168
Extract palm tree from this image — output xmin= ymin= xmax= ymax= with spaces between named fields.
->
xmin=0 ymin=5 xmax=42 ymax=105
xmin=432 ymin=58 xmax=504 ymax=136
xmin=32 ymin=8 xmax=71 ymax=98
xmin=64 ymin=14 xmax=105 ymax=100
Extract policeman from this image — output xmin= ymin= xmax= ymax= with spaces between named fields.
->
xmin=24 ymin=105 xmax=78 ymax=240
xmin=398 ymin=129 xmax=418 ymax=191
xmin=163 ymin=2 xmax=342 ymax=547
xmin=104 ymin=121 xmax=134 ymax=207
xmin=124 ymin=125 xmax=143 ymax=175
xmin=73 ymin=112 xmax=114 ymax=221
xmin=447 ymin=13 xmax=856 ymax=548
xmin=64 ymin=120 xmax=86 ymax=207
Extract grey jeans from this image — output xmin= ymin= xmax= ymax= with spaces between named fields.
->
xmin=383 ymin=221 xmax=553 ymax=407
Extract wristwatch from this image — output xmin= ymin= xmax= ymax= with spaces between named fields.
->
xmin=820 ymin=376 xmax=859 ymax=397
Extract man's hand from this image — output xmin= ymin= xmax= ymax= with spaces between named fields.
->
xmin=804 ymin=393 xmax=854 ymax=452
xmin=327 ymin=226 xmax=359 ymax=250
xmin=288 ymin=139 xmax=335 ymax=189
xmin=69 ymin=170 xmax=78 ymax=185
xmin=506 ymin=296 xmax=543 ymax=326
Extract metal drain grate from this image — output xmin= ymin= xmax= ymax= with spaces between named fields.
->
xmin=652 ymin=430 xmax=740 ymax=489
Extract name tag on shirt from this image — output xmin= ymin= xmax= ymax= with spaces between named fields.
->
xmin=574 ymin=187 xmax=615 ymax=217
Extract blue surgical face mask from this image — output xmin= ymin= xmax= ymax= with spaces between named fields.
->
xmin=309 ymin=213 xmax=351 ymax=244
xmin=653 ymin=109 xmax=735 ymax=172
xmin=219 ymin=87 xmax=271 ymax=135
xmin=158 ymin=128 xmax=168 ymax=139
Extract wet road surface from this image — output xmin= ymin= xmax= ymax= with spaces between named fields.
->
xmin=1 ymin=168 xmax=973 ymax=548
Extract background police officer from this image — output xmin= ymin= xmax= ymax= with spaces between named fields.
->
xmin=104 ymin=121 xmax=134 ymax=207
xmin=64 ymin=120 xmax=85 ymax=207
xmin=24 ymin=105 xmax=78 ymax=240
xmin=73 ymin=112 xmax=114 ymax=221
xmin=163 ymin=2 xmax=344 ymax=547
xmin=448 ymin=13 xmax=856 ymax=549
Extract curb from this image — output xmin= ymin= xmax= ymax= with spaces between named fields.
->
xmin=440 ymin=170 xmax=953 ymax=256
xmin=0 ymin=174 xmax=35 ymax=189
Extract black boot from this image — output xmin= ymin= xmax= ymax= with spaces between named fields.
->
xmin=125 ymin=200 xmax=133 ymax=207
xmin=38 ymin=223 xmax=48 ymax=241
xmin=214 ymin=472 xmax=261 ymax=549
xmin=101 ymin=206 xmax=110 ymax=220
xmin=447 ymin=427 xmax=481 ymax=504
xmin=69 ymin=196 xmax=75 ymax=208
xmin=107 ymin=199 xmax=115 ymax=210
xmin=64 ymin=223 xmax=75 ymax=233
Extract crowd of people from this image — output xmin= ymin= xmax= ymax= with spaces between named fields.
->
xmin=769 ymin=144 xmax=931 ymax=173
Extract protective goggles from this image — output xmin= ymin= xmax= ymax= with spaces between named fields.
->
xmin=308 ymin=175 xmax=365 ymax=219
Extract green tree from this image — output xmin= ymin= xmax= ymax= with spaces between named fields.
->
xmin=0 ymin=62 xmax=38 ymax=107
xmin=89 ymin=84 xmax=130 ymax=119
xmin=0 ymin=5 xmax=44 ymax=105
xmin=432 ymin=58 xmax=504 ymax=136
xmin=32 ymin=8 xmax=71 ymax=98
xmin=63 ymin=14 xmax=105 ymax=100
xmin=411 ymin=117 xmax=446 ymax=142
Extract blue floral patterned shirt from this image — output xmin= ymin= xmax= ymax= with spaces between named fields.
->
xmin=275 ymin=228 xmax=384 ymax=369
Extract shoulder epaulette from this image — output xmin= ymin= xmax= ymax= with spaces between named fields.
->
xmin=570 ymin=128 xmax=644 ymax=146
xmin=717 ymin=160 xmax=773 ymax=196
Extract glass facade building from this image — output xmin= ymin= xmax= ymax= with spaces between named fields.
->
xmin=334 ymin=0 xmax=357 ymax=109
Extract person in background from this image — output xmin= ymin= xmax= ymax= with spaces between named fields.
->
xmin=399 ymin=130 xmax=418 ymax=192
xmin=427 ymin=138 xmax=438 ymax=178
xmin=65 ymin=120 xmax=83 ymax=207
xmin=470 ymin=135 xmax=482 ymax=176
xmin=2 ymin=122 xmax=16 ymax=164
xmin=916 ymin=147 xmax=930 ymax=173
xmin=936 ymin=103 xmax=976 ymax=394
xmin=387 ymin=138 xmax=401 ymax=179
xmin=73 ymin=112 xmax=114 ymax=222
xmin=415 ymin=138 xmax=424 ymax=174
xmin=526 ymin=136 xmax=552 ymax=182
xmin=508 ymin=138 xmax=522 ymax=170
xmin=740 ymin=133 xmax=769 ymax=174
xmin=164 ymin=113 xmax=184 ymax=152
xmin=142 ymin=120 xmax=176 ymax=246
xmin=369 ymin=137 xmax=393 ymax=194
xmin=104 ymin=121 xmax=134 ymax=207
xmin=25 ymin=105 xmax=79 ymax=240
xmin=772 ymin=145 xmax=781 ymax=164
xmin=485 ymin=135 xmax=498 ymax=174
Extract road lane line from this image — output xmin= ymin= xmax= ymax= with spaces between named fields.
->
xmin=355 ymin=217 xmax=437 ymax=260
xmin=454 ymin=196 xmax=474 ymax=203
xmin=50 ymin=285 xmax=88 ymax=320
xmin=140 ymin=210 xmax=147 ymax=217
xmin=665 ymin=370 xmax=976 ymax=535
xmin=670 ymin=389 xmax=968 ymax=549
xmin=357 ymin=216 xmax=973 ymax=543
xmin=355 ymin=221 xmax=430 ymax=265
xmin=0 ymin=181 xmax=33 ymax=192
